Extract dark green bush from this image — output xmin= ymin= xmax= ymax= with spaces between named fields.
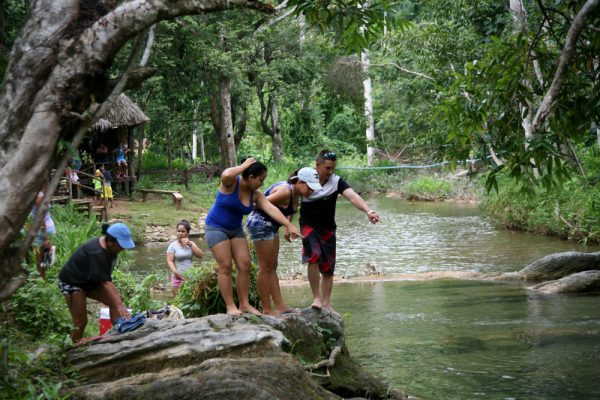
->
xmin=174 ymin=262 xmax=260 ymax=317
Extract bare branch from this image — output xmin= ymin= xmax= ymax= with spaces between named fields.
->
xmin=532 ymin=0 xmax=600 ymax=132
xmin=368 ymin=62 xmax=435 ymax=80
xmin=140 ymin=25 xmax=157 ymax=67
xmin=304 ymin=346 xmax=343 ymax=371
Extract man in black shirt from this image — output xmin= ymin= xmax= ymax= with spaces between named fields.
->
xmin=300 ymin=150 xmax=380 ymax=315
xmin=58 ymin=223 xmax=135 ymax=343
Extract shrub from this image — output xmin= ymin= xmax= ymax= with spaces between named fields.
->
xmin=112 ymin=269 xmax=162 ymax=313
xmin=403 ymin=175 xmax=454 ymax=200
xmin=174 ymin=262 xmax=259 ymax=317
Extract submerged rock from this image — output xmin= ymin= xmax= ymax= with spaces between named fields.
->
xmin=530 ymin=270 xmax=600 ymax=294
xmin=67 ymin=309 xmax=404 ymax=400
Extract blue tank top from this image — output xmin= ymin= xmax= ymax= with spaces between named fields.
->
xmin=246 ymin=181 xmax=294 ymax=230
xmin=205 ymin=177 xmax=254 ymax=230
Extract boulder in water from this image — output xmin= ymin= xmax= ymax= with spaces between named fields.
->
xmin=530 ymin=270 xmax=600 ymax=294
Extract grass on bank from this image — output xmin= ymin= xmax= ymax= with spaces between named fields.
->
xmin=480 ymin=146 xmax=600 ymax=244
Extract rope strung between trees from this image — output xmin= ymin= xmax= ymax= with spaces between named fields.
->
xmin=336 ymin=159 xmax=480 ymax=170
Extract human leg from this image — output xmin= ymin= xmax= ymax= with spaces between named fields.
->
xmin=210 ymin=239 xmax=240 ymax=315
xmin=87 ymin=281 xmax=130 ymax=322
xmin=63 ymin=291 xmax=87 ymax=343
xmin=254 ymin=238 xmax=277 ymax=315
xmin=318 ymin=230 xmax=337 ymax=314
xmin=231 ymin=237 xmax=260 ymax=315
xmin=320 ymin=273 xmax=337 ymax=314
xmin=302 ymin=225 xmax=324 ymax=309
xmin=307 ymin=263 xmax=322 ymax=309
xmin=269 ymin=236 xmax=290 ymax=314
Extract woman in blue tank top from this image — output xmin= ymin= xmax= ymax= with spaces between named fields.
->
xmin=204 ymin=158 xmax=302 ymax=316
xmin=246 ymin=167 xmax=322 ymax=315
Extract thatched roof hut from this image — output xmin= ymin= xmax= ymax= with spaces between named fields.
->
xmin=92 ymin=94 xmax=150 ymax=131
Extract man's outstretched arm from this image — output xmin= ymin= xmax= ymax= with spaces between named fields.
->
xmin=342 ymin=188 xmax=380 ymax=224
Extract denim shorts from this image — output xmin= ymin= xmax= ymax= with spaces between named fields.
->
xmin=247 ymin=222 xmax=278 ymax=241
xmin=205 ymin=225 xmax=246 ymax=248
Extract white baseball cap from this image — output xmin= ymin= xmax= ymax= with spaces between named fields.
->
xmin=296 ymin=167 xmax=322 ymax=191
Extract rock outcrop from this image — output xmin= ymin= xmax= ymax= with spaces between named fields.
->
xmin=67 ymin=309 xmax=405 ymax=400
xmin=531 ymin=270 xmax=600 ymax=294
xmin=495 ymin=251 xmax=600 ymax=295
xmin=517 ymin=251 xmax=600 ymax=281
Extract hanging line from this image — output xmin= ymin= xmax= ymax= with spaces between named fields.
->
xmin=336 ymin=159 xmax=479 ymax=170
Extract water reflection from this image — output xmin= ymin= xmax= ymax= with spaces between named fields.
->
xmin=282 ymin=280 xmax=600 ymax=400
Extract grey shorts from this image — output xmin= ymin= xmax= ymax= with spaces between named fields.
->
xmin=205 ymin=225 xmax=246 ymax=248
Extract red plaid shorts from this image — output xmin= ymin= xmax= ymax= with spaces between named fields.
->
xmin=301 ymin=225 xmax=336 ymax=276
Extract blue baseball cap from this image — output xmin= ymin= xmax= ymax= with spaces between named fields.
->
xmin=106 ymin=223 xmax=135 ymax=249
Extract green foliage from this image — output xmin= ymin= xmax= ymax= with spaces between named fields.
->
xmin=0 ymin=0 xmax=30 ymax=78
xmin=141 ymin=151 xmax=189 ymax=171
xmin=0 ymin=328 xmax=75 ymax=400
xmin=174 ymin=262 xmax=259 ymax=317
xmin=112 ymin=270 xmax=162 ymax=313
xmin=481 ymin=146 xmax=600 ymax=244
xmin=291 ymin=0 xmax=402 ymax=51
xmin=10 ymin=204 xmax=99 ymax=338
xmin=9 ymin=279 xmax=73 ymax=338
xmin=402 ymin=176 xmax=454 ymax=200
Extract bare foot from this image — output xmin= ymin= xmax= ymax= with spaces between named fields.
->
xmin=311 ymin=299 xmax=323 ymax=311
xmin=226 ymin=306 xmax=242 ymax=316
xmin=240 ymin=305 xmax=262 ymax=316
xmin=274 ymin=306 xmax=295 ymax=315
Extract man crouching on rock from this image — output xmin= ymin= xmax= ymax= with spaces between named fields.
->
xmin=58 ymin=223 xmax=134 ymax=344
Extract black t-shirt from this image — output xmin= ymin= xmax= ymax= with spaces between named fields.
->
xmin=300 ymin=174 xmax=350 ymax=230
xmin=59 ymin=238 xmax=117 ymax=290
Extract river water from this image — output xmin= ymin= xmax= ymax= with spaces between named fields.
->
xmin=130 ymin=197 xmax=600 ymax=400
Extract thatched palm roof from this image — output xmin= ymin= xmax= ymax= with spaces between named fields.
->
xmin=92 ymin=94 xmax=150 ymax=131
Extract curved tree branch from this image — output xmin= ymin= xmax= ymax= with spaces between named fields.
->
xmin=0 ymin=0 xmax=275 ymax=300
xmin=532 ymin=0 xmax=600 ymax=132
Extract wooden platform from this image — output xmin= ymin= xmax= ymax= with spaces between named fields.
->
xmin=138 ymin=189 xmax=183 ymax=209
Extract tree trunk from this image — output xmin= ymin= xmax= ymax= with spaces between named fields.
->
xmin=210 ymin=91 xmax=227 ymax=169
xmin=0 ymin=0 xmax=274 ymax=301
xmin=167 ymin=129 xmax=173 ymax=170
xmin=220 ymin=76 xmax=236 ymax=167
xmin=233 ymin=100 xmax=248 ymax=147
xmin=361 ymin=49 xmax=375 ymax=166
xmin=270 ymin=96 xmax=283 ymax=161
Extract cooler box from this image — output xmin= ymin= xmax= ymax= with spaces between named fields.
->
xmin=99 ymin=307 xmax=132 ymax=334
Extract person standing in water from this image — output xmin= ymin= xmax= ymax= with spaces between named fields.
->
xmin=246 ymin=167 xmax=322 ymax=315
xmin=204 ymin=158 xmax=302 ymax=316
xmin=166 ymin=219 xmax=203 ymax=295
xmin=300 ymin=150 xmax=380 ymax=315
